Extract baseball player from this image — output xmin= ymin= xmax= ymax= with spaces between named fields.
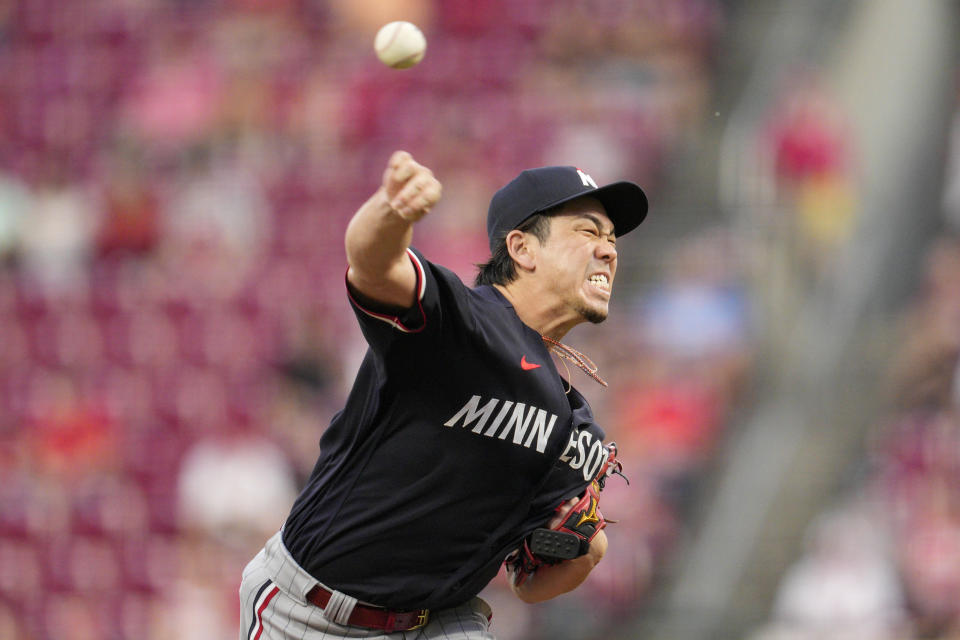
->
xmin=239 ymin=151 xmax=648 ymax=639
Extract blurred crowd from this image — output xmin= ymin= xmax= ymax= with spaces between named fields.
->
xmin=751 ymin=86 xmax=960 ymax=640
xmin=0 ymin=1 xmax=745 ymax=639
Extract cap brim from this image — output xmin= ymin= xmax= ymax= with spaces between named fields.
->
xmin=540 ymin=181 xmax=649 ymax=237
xmin=593 ymin=181 xmax=649 ymax=236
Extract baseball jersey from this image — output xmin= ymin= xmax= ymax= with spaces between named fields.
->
xmin=282 ymin=248 xmax=609 ymax=611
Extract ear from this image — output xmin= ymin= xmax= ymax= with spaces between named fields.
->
xmin=504 ymin=229 xmax=537 ymax=272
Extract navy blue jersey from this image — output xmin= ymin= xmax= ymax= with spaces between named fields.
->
xmin=282 ymin=249 xmax=610 ymax=611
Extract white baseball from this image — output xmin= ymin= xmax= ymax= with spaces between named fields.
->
xmin=374 ymin=21 xmax=427 ymax=69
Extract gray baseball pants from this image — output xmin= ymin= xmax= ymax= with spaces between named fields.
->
xmin=239 ymin=532 xmax=497 ymax=640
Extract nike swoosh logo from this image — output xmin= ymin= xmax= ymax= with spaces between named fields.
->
xmin=520 ymin=355 xmax=541 ymax=370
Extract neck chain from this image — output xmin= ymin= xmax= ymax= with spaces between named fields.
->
xmin=541 ymin=336 xmax=608 ymax=388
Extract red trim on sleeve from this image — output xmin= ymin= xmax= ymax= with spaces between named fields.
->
xmin=346 ymin=249 xmax=428 ymax=333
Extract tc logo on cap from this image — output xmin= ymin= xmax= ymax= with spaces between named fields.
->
xmin=577 ymin=169 xmax=598 ymax=189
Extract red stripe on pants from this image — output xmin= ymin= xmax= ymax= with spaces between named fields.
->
xmin=253 ymin=586 xmax=280 ymax=640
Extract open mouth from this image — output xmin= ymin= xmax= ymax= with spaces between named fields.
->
xmin=587 ymin=274 xmax=611 ymax=293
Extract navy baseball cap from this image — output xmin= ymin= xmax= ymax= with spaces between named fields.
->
xmin=486 ymin=166 xmax=648 ymax=252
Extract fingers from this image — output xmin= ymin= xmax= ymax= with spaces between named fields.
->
xmin=383 ymin=150 xmax=414 ymax=197
xmin=382 ymin=151 xmax=442 ymax=222
xmin=391 ymin=173 xmax=441 ymax=221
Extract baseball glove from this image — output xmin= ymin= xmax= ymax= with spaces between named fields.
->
xmin=506 ymin=442 xmax=626 ymax=587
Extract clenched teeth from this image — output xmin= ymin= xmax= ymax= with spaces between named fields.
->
xmin=589 ymin=274 xmax=610 ymax=290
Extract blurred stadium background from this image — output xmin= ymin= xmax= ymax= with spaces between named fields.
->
xmin=0 ymin=0 xmax=958 ymax=638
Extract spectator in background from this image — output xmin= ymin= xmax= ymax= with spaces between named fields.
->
xmin=18 ymin=157 xmax=97 ymax=297
xmin=753 ymin=502 xmax=908 ymax=640
xmin=764 ymin=77 xmax=856 ymax=279
xmin=177 ymin=434 xmax=297 ymax=547
xmin=23 ymin=372 xmax=117 ymax=480
xmin=121 ymin=24 xmax=224 ymax=158
xmin=95 ymin=143 xmax=161 ymax=260
xmin=160 ymin=145 xmax=269 ymax=257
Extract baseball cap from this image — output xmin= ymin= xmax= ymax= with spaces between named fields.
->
xmin=486 ymin=166 xmax=648 ymax=253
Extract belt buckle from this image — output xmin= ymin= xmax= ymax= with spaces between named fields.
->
xmin=410 ymin=609 xmax=429 ymax=630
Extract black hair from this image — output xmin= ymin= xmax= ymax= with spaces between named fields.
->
xmin=474 ymin=205 xmax=563 ymax=287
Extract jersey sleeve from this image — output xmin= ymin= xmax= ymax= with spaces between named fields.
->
xmin=346 ymin=247 xmax=466 ymax=356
